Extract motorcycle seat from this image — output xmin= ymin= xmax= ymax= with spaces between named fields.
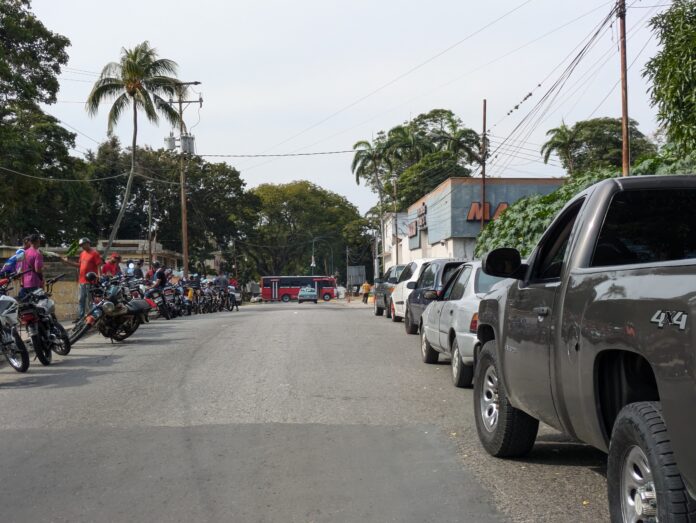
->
xmin=127 ymin=299 xmax=151 ymax=313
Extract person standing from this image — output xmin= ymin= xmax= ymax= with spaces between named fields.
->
xmin=62 ymin=238 xmax=102 ymax=319
xmin=361 ymin=280 xmax=371 ymax=304
xmin=19 ymin=234 xmax=44 ymax=299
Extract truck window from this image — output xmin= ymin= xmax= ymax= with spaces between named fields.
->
xmin=532 ymin=200 xmax=584 ymax=281
xmin=591 ymin=188 xmax=696 ymax=267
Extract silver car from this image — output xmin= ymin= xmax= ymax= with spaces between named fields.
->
xmin=420 ymin=261 xmax=504 ymax=387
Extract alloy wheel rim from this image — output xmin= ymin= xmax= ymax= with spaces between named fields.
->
xmin=480 ymin=364 xmax=499 ymax=432
xmin=621 ymin=445 xmax=657 ymax=523
xmin=6 ymin=346 xmax=22 ymax=368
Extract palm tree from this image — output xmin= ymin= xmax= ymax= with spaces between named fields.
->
xmin=541 ymin=121 xmax=577 ymax=176
xmin=86 ymin=41 xmax=181 ymax=257
xmin=434 ymin=127 xmax=480 ymax=164
xmin=386 ymin=125 xmax=433 ymax=166
xmin=352 ymin=140 xmax=389 ymax=274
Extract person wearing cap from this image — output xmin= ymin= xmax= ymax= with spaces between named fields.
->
xmin=62 ymin=238 xmax=102 ymax=319
xmin=102 ymin=253 xmax=122 ymax=277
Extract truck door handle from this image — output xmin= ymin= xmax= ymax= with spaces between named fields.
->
xmin=533 ymin=306 xmax=550 ymax=317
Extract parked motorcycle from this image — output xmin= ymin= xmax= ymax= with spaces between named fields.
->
xmin=69 ymin=274 xmax=151 ymax=345
xmin=0 ymin=277 xmax=30 ymax=372
xmin=17 ymin=274 xmax=71 ymax=366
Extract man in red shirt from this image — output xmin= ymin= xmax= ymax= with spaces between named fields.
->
xmin=63 ymin=237 xmax=102 ymax=319
xmin=102 ymin=253 xmax=122 ymax=277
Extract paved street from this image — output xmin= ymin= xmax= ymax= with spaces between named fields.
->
xmin=0 ymin=303 xmax=609 ymax=522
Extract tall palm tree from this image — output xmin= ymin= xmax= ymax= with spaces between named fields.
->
xmin=434 ymin=127 xmax=480 ymax=164
xmin=86 ymin=41 xmax=181 ymax=256
xmin=352 ymin=140 xmax=389 ymax=275
xmin=386 ymin=125 xmax=433 ymax=166
xmin=541 ymin=121 xmax=577 ymax=176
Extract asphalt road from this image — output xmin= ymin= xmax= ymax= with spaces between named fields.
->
xmin=0 ymin=302 xmax=609 ymax=522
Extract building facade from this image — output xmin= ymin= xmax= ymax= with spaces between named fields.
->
xmin=383 ymin=177 xmax=562 ymax=268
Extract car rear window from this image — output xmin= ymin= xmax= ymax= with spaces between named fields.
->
xmin=591 ymin=188 xmax=696 ymax=267
xmin=440 ymin=262 xmax=463 ymax=287
xmin=475 ymin=269 xmax=505 ymax=294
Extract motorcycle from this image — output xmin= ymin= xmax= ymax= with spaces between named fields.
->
xmin=17 ymin=274 xmax=71 ymax=366
xmin=70 ymin=275 xmax=151 ymax=345
xmin=0 ymin=276 xmax=30 ymax=372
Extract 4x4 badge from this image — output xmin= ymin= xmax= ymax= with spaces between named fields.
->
xmin=650 ymin=310 xmax=688 ymax=331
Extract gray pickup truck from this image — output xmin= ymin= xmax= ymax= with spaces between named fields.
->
xmin=475 ymin=175 xmax=696 ymax=522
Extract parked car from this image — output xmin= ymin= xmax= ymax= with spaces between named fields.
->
xmin=373 ymin=264 xmax=406 ymax=317
xmin=420 ymin=261 xmax=504 ymax=387
xmin=404 ymin=259 xmax=463 ymax=334
xmin=389 ymin=259 xmax=435 ymax=323
xmin=297 ymin=287 xmax=318 ymax=304
xmin=475 ymin=175 xmax=696 ymax=521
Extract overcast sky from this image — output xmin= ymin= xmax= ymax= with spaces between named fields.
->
xmin=33 ymin=0 xmax=664 ymax=213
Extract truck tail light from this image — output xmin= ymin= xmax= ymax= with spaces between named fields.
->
xmin=469 ymin=313 xmax=478 ymax=333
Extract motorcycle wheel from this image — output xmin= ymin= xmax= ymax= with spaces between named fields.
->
xmin=69 ymin=321 xmax=92 ymax=345
xmin=160 ymin=303 xmax=172 ymax=320
xmin=111 ymin=317 xmax=141 ymax=342
xmin=51 ymin=322 xmax=72 ymax=356
xmin=31 ymin=328 xmax=52 ymax=366
xmin=5 ymin=331 xmax=29 ymax=372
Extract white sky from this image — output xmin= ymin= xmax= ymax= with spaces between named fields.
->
xmin=33 ymin=0 xmax=664 ymax=213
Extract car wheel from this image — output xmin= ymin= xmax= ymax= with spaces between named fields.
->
xmin=322 ymin=293 xmax=331 ymax=302
xmin=421 ymin=327 xmax=439 ymax=364
xmin=451 ymin=338 xmax=474 ymax=388
xmin=474 ymin=341 xmax=539 ymax=457
xmin=314 ymin=300 xmax=318 ymax=304
xmin=608 ymin=402 xmax=696 ymax=523
xmin=404 ymin=306 xmax=418 ymax=335
xmin=390 ymin=300 xmax=401 ymax=323
xmin=374 ymin=298 xmax=384 ymax=316
xmin=281 ymin=294 xmax=290 ymax=303
xmin=385 ymin=300 xmax=392 ymax=319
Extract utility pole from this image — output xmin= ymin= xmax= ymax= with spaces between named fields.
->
xmin=481 ymin=99 xmax=488 ymax=229
xmin=169 ymin=81 xmax=202 ymax=278
xmin=147 ymin=192 xmax=153 ymax=266
xmin=618 ymin=0 xmax=630 ymax=177
xmin=345 ymin=246 xmax=351 ymax=302
xmin=393 ymin=174 xmax=399 ymax=266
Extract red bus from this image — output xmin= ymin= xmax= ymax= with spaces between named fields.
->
xmin=261 ymin=275 xmax=337 ymax=302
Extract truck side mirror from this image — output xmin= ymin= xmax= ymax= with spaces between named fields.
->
xmin=406 ymin=281 xmax=416 ymax=289
xmin=483 ymin=248 xmax=526 ymax=279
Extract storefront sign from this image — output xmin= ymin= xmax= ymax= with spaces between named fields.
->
xmin=417 ymin=203 xmax=427 ymax=229
xmin=408 ymin=221 xmax=418 ymax=237
xmin=466 ymin=202 xmax=509 ymax=222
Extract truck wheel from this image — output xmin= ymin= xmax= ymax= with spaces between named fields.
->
xmin=404 ymin=306 xmax=418 ymax=334
xmin=421 ymin=328 xmax=438 ymax=364
xmin=322 ymin=293 xmax=331 ymax=302
xmin=374 ymin=299 xmax=384 ymax=316
xmin=451 ymin=338 xmax=473 ymax=388
xmin=390 ymin=300 xmax=401 ymax=323
xmin=281 ymin=294 xmax=290 ymax=303
xmin=608 ymin=402 xmax=696 ymax=523
xmin=474 ymin=341 xmax=538 ymax=457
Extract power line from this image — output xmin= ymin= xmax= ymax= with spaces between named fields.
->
xmin=0 ymin=165 xmax=127 ymax=183
xmin=200 ymin=149 xmax=354 ymax=158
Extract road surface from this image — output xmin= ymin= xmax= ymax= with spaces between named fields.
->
xmin=0 ymin=302 xmax=609 ymax=522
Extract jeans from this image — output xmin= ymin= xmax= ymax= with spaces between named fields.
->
xmin=18 ymin=287 xmax=38 ymax=300
xmin=78 ymin=283 xmax=91 ymax=318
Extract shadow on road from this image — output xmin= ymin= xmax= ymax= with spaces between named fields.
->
xmin=513 ymin=433 xmax=608 ymax=477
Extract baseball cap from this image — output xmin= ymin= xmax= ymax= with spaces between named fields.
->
xmin=79 ymin=237 xmax=91 ymax=245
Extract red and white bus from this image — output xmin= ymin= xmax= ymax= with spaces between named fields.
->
xmin=261 ymin=275 xmax=337 ymax=302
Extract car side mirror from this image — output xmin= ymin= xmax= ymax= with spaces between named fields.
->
xmin=388 ymin=277 xmax=398 ymax=284
xmin=482 ymin=248 xmax=527 ymax=279
xmin=406 ymin=281 xmax=416 ymax=289
xmin=423 ymin=290 xmax=439 ymax=300
xmin=374 ymin=278 xmax=383 ymax=284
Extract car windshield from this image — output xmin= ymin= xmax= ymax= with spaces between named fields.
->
xmin=475 ymin=269 xmax=505 ymax=294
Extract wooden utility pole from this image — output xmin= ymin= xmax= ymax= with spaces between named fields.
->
xmin=618 ymin=0 xmax=630 ymax=177
xmin=481 ymin=99 xmax=487 ymax=229
xmin=147 ymin=192 xmax=153 ymax=266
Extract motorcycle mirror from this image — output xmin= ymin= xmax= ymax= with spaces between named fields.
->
xmin=128 ymin=263 xmax=135 ymax=269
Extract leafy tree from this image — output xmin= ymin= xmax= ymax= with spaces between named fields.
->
xmin=541 ymin=118 xmax=656 ymax=174
xmin=0 ymin=0 xmax=70 ymax=106
xmin=243 ymin=181 xmax=366 ymax=278
xmin=397 ymin=151 xmax=471 ymax=208
xmin=86 ymin=41 xmax=181 ymax=257
xmin=644 ymin=0 xmax=696 ymax=153
xmin=541 ymin=121 xmax=577 ymax=175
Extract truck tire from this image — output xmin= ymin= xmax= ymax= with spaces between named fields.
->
xmin=390 ymin=300 xmax=401 ymax=323
xmin=404 ymin=306 xmax=418 ymax=334
xmin=474 ymin=341 xmax=538 ymax=457
xmin=281 ymin=294 xmax=290 ymax=303
xmin=421 ymin=328 xmax=438 ymax=364
xmin=451 ymin=338 xmax=474 ymax=388
xmin=374 ymin=299 xmax=384 ymax=316
xmin=608 ymin=402 xmax=696 ymax=523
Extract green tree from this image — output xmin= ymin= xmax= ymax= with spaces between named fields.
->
xmin=541 ymin=121 xmax=577 ymax=175
xmin=0 ymin=0 xmax=70 ymax=107
xmin=86 ymin=41 xmax=181 ymax=257
xmin=644 ymin=0 xmax=696 ymax=153
xmin=542 ymin=118 xmax=656 ymax=175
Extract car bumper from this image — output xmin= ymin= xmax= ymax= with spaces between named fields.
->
xmin=455 ymin=332 xmax=479 ymax=364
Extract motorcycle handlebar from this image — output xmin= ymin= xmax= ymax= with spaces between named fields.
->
xmin=47 ymin=273 xmax=66 ymax=285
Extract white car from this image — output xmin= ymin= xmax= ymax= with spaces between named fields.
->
xmin=420 ymin=261 xmax=504 ymax=387
xmin=388 ymin=258 xmax=435 ymax=322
